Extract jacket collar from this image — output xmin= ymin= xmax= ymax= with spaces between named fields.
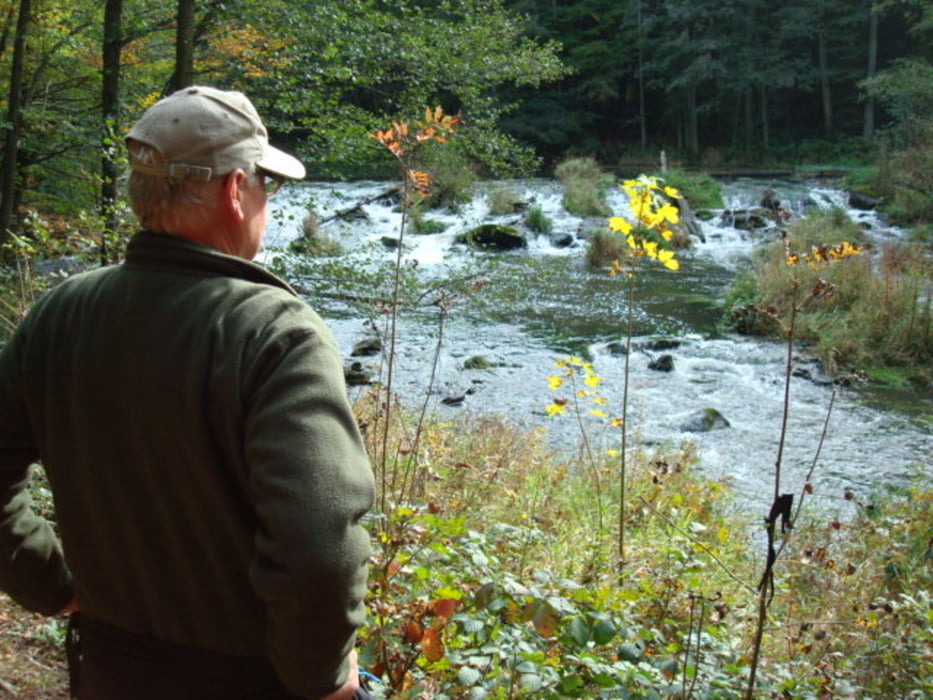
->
xmin=123 ymin=230 xmax=297 ymax=296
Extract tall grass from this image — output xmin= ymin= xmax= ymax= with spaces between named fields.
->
xmin=747 ymin=211 xmax=931 ymax=376
xmin=554 ymin=156 xmax=613 ymax=217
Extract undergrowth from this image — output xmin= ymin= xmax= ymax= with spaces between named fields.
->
xmin=354 ymin=396 xmax=931 ymax=699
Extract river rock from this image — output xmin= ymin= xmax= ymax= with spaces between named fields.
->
xmin=675 ymin=197 xmax=705 ymax=243
xmin=847 ymin=190 xmax=882 ymax=210
xmin=351 ymin=338 xmax=382 ymax=357
xmin=607 ymin=341 xmax=628 ymax=356
xmin=344 ymin=361 xmax=375 ymax=386
xmin=648 ymin=354 xmax=675 ymax=372
xmin=550 ymin=232 xmax=575 ymax=248
xmin=722 ymin=209 xmax=768 ymax=230
xmin=463 ymin=355 xmax=492 ymax=370
xmin=456 ymin=224 xmax=527 ymax=251
xmin=681 ymin=408 xmax=731 ymax=432
xmin=640 ymin=338 xmax=681 ymax=352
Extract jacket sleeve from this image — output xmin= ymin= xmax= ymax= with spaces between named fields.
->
xmin=0 ymin=333 xmax=74 ymax=615
xmin=243 ymin=306 xmax=374 ymax=698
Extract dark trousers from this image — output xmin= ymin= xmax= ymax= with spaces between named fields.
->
xmin=67 ymin=614 xmax=372 ymax=700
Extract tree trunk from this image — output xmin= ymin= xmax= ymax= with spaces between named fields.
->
xmin=0 ymin=0 xmax=31 ymax=243
xmin=168 ymin=0 xmax=195 ymax=93
xmin=863 ymin=2 xmax=878 ymax=140
xmin=100 ymin=0 xmax=123 ymax=264
xmin=685 ymin=84 xmax=699 ymax=158
xmin=760 ymin=86 xmax=770 ymax=152
xmin=637 ymin=0 xmax=647 ymax=150
xmin=817 ymin=30 xmax=833 ymax=136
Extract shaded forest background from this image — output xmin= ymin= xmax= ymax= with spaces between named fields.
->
xmin=0 ymin=0 xmax=930 ymax=248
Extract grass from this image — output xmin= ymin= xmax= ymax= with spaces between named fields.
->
xmin=554 ymin=157 xmax=613 ymax=217
xmin=725 ymin=209 xmax=932 ymax=380
xmin=652 ymin=168 xmax=724 ymax=209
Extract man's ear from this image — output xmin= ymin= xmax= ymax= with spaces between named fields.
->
xmin=222 ymin=169 xmax=248 ymax=222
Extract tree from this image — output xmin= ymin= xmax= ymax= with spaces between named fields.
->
xmin=167 ymin=0 xmax=194 ymax=93
xmin=0 ymin=0 xmax=31 ymax=242
xmin=100 ymin=0 xmax=123 ymax=263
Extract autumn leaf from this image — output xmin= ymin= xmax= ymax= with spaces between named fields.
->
xmin=421 ymin=627 xmax=445 ymax=662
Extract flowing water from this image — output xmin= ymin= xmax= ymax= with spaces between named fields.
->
xmin=263 ymin=177 xmax=931 ymax=517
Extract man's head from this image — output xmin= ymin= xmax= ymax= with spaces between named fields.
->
xmin=126 ymin=86 xmax=306 ymax=258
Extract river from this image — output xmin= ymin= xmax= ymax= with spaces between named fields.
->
xmin=262 ymin=177 xmax=931 ymax=518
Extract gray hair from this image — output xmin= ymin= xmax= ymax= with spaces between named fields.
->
xmin=126 ymin=141 xmax=257 ymax=233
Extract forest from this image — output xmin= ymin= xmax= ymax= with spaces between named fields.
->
xmin=0 ymin=0 xmax=930 ymax=246
xmin=0 ymin=1 xmax=931 ymax=699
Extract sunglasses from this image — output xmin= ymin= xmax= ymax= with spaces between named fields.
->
xmin=258 ymin=169 xmax=286 ymax=196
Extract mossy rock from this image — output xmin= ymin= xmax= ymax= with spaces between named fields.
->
xmin=456 ymin=224 xmax=527 ymax=251
xmin=463 ymin=355 xmax=492 ymax=370
xmin=680 ymin=408 xmax=731 ymax=432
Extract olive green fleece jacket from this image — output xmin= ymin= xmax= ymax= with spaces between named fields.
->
xmin=0 ymin=230 xmax=375 ymax=697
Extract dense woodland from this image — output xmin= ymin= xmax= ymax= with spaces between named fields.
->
xmin=0 ymin=0 xmax=930 ymax=250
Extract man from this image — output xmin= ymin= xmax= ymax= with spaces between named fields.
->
xmin=0 ymin=86 xmax=375 ymax=699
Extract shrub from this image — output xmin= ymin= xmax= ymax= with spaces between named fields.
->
xmin=554 ymin=156 xmax=613 ymax=217
xmin=654 ymin=168 xmax=724 ymax=209
xmin=485 ymin=184 xmax=523 ymax=216
xmin=523 ymin=205 xmax=553 ymax=235
xmin=743 ymin=211 xmax=931 ymax=376
xmin=585 ymin=229 xmax=627 ymax=268
xmin=288 ymin=214 xmax=345 ymax=256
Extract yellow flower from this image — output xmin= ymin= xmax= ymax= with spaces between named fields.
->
xmin=546 ymin=375 xmax=563 ymax=390
xmin=609 ymin=217 xmax=633 ymax=235
xmin=589 ymin=409 xmax=608 ymax=418
xmin=583 ymin=374 xmax=601 ymax=388
xmin=545 ymin=403 xmax=565 ymax=417
xmin=663 ymin=186 xmax=681 ymax=198
xmin=606 ymin=449 xmax=620 ymax=458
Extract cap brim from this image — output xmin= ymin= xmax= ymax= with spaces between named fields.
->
xmin=257 ymin=145 xmax=306 ymax=180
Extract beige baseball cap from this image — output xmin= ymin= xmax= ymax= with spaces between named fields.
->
xmin=126 ymin=85 xmax=306 ymax=182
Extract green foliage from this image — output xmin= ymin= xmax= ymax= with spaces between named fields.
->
xmin=651 ymin=169 xmax=723 ymax=209
xmin=356 ymin=400 xmax=932 ymax=698
xmin=523 ymin=205 xmax=553 ymax=235
xmin=554 ymin=157 xmax=612 ymax=217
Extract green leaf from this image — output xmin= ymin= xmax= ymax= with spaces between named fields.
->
xmin=457 ymin=666 xmax=482 ymax=686
xmin=592 ymin=619 xmax=617 ymax=645
xmin=567 ymin=616 xmax=590 ymax=648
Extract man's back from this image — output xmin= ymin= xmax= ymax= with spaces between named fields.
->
xmin=0 ymin=230 xmax=375 ymax=695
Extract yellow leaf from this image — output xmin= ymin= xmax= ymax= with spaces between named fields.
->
xmin=609 ymin=217 xmax=632 ymax=235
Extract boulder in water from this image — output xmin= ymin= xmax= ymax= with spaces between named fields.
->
xmin=681 ymin=408 xmax=730 ymax=432
xmin=456 ymin=224 xmax=527 ymax=251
